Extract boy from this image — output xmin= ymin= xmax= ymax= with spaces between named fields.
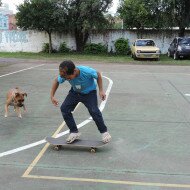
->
xmin=50 ymin=60 xmax=111 ymax=143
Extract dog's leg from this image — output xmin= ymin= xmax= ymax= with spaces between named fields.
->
xmin=16 ymin=107 xmax=22 ymax=118
xmin=4 ymin=104 xmax=9 ymax=117
xmin=5 ymin=98 xmax=12 ymax=117
xmin=14 ymin=105 xmax=16 ymax=112
xmin=23 ymin=105 xmax=27 ymax=116
xmin=23 ymin=104 xmax=26 ymax=112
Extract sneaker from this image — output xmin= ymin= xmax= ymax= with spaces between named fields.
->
xmin=102 ymin=132 xmax=111 ymax=143
xmin=66 ymin=132 xmax=81 ymax=144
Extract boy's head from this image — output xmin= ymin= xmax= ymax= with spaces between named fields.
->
xmin=59 ymin=60 xmax=76 ymax=80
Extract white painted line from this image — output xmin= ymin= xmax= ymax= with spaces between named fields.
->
xmin=100 ymin=76 xmax=113 ymax=112
xmin=0 ymin=64 xmax=45 ymax=78
xmin=0 ymin=76 xmax=113 ymax=158
xmin=35 ymin=69 xmax=58 ymax=71
xmin=0 ymin=140 xmax=46 ymax=157
xmin=185 ymin=94 xmax=190 ymax=96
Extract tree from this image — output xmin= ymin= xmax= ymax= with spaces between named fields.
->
xmin=105 ymin=14 xmax=115 ymax=28
xmin=142 ymin=0 xmax=166 ymax=29
xmin=66 ymin=0 xmax=112 ymax=52
xmin=118 ymin=0 xmax=149 ymax=30
xmin=167 ymin=0 xmax=190 ymax=36
xmin=118 ymin=0 xmax=190 ymax=37
xmin=118 ymin=0 xmax=167 ymax=29
xmin=16 ymin=0 xmax=113 ymax=53
xmin=16 ymin=0 xmax=67 ymax=53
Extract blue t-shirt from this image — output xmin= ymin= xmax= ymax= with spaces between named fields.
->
xmin=57 ymin=66 xmax=98 ymax=94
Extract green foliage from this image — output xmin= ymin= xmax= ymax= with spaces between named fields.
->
xmin=67 ymin=0 xmax=112 ymax=52
xmin=84 ymin=43 xmax=107 ymax=54
xmin=114 ymin=38 xmax=130 ymax=55
xmin=42 ymin=43 xmax=49 ymax=53
xmin=16 ymin=0 xmax=113 ymax=52
xmin=118 ymin=0 xmax=149 ymax=29
xmin=16 ymin=0 xmax=66 ymax=32
xmin=58 ymin=42 xmax=70 ymax=53
xmin=164 ymin=0 xmax=190 ymax=36
xmin=118 ymin=0 xmax=190 ymax=36
xmin=42 ymin=43 xmax=57 ymax=53
xmin=16 ymin=0 xmax=67 ymax=53
xmin=67 ymin=0 xmax=112 ymax=31
xmin=118 ymin=0 xmax=166 ymax=29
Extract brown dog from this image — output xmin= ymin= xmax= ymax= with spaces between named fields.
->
xmin=5 ymin=87 xmax=27 ymax=118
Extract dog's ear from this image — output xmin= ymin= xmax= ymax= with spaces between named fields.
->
xmin=15 ymin=93 xmax=20 ymax=97
xmin=23 ymin=93 xmax=27 ymax=97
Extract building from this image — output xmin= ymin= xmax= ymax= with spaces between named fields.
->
xmin=8 ymin=14 xmax=17 ymax=30
xmin=0 ymin=3 xmax=16 ymax=30
xmin=0 ymin=13 xmax=8 ymax=29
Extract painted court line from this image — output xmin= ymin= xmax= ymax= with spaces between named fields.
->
xmin=22 ymin=103 xmax=80 ymax=177
xmin=1 ymin=66 xmax=188 ymax=188
xmin=21 ymin=76 xmax=190 ymax=188
xmin=0 ymin=76 xmax=113 ymax=158
xmin=0 ymin=64 xmax=45 ymax=78
xmin=24 ymin=175 xmax=190 ymax=188
xmin=22 ymin=76 xmax=113 ymax=176
xmin=0 ymin=63 xmax=46 ymax=157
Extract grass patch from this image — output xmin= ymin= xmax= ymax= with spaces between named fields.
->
xmin=0 ymin=52 xmax=190 ymax=65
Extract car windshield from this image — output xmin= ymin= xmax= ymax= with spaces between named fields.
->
xmin=136 ymin=40 xmax=155 ymax=46
xmin=178 ymin=38 xmax=183 ymax=43
xmin=179 ymin=38 xmax=190 ymax=45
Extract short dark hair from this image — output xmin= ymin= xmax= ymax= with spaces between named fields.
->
xmin=59 ymin=60 xmax=75 ymax=75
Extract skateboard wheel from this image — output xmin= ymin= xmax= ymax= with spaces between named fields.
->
xmin=90 ymin=148 xmax=96 ymax=153
xmin=54 ymin=145 xmax=61 ymax=151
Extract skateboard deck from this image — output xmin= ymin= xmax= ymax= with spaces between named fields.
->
xmin=46 ymin=136 xmax=106 ymax=153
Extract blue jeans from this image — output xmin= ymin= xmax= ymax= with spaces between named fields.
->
xmin=60 ymin=89 xmax=107 ymax=133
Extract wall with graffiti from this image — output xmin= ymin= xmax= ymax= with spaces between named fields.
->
xmin=0 ymin=30 xmax=76 ymax=52
xmin=1 ymin=4 xmax=190 ymax=54
xmin=1 ymin=29 xmax=190 ymax=53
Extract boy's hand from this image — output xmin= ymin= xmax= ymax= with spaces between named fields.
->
xmin=99 ymin=91 xmax=106 ymax=101
xmin=51 ymin=97 xmax=59 ymax=106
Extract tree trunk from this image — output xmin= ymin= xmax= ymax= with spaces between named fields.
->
xmin=137 ymin=28 xmax=143 ymax=39
xmin=47 ymin=31 xmax=52 ymax=54
xmin=74 ymin=28 xmax=89 ymax=52
xmin=178 ymin=27 xmax=185 ymax=37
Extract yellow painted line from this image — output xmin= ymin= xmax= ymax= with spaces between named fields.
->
xmin=22 ymin=122 xmax=65 ymax=177
xmin=22 ymin=100 xmax=190 ymax=188
xmin=22 ymin=103 xmax=80 ymax=177
xmin=25 ymin=175 xmax=190 ymax=188
xmin=22 ymin=143 xmax=51 ymax=177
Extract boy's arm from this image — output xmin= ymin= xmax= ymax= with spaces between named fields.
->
xmin=50 ymin=78 xmax=59 ymax=106
xmin=97 ymin=72 xmax=106 ymax=101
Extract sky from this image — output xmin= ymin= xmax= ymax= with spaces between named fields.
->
xmin=2 ymin=0 xmax=120 ymax=14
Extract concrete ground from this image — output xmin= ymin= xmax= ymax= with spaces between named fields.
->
xmin=0 ymin=58 xmax=190 ymax=190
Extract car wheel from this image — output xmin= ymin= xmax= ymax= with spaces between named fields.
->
xmin=174 ymin=52 xmax=178 ymax=60
xmin=167 ymin=51 xmax=171 ymax=57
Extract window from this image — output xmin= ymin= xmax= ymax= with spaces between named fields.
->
xmin=179 ymin=38 xmax=190 ymax=45
xmin=136 ymin=40 xmax=155 ymax=46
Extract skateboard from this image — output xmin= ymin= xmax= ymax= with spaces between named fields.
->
xmin=45 ymin=136 xmax=107 ymax=153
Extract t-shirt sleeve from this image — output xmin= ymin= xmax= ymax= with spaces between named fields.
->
xmin=57 ymin=75 xmax=65 ymax=84
xmin=87 ymin=67 xmax=98 ymax=79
